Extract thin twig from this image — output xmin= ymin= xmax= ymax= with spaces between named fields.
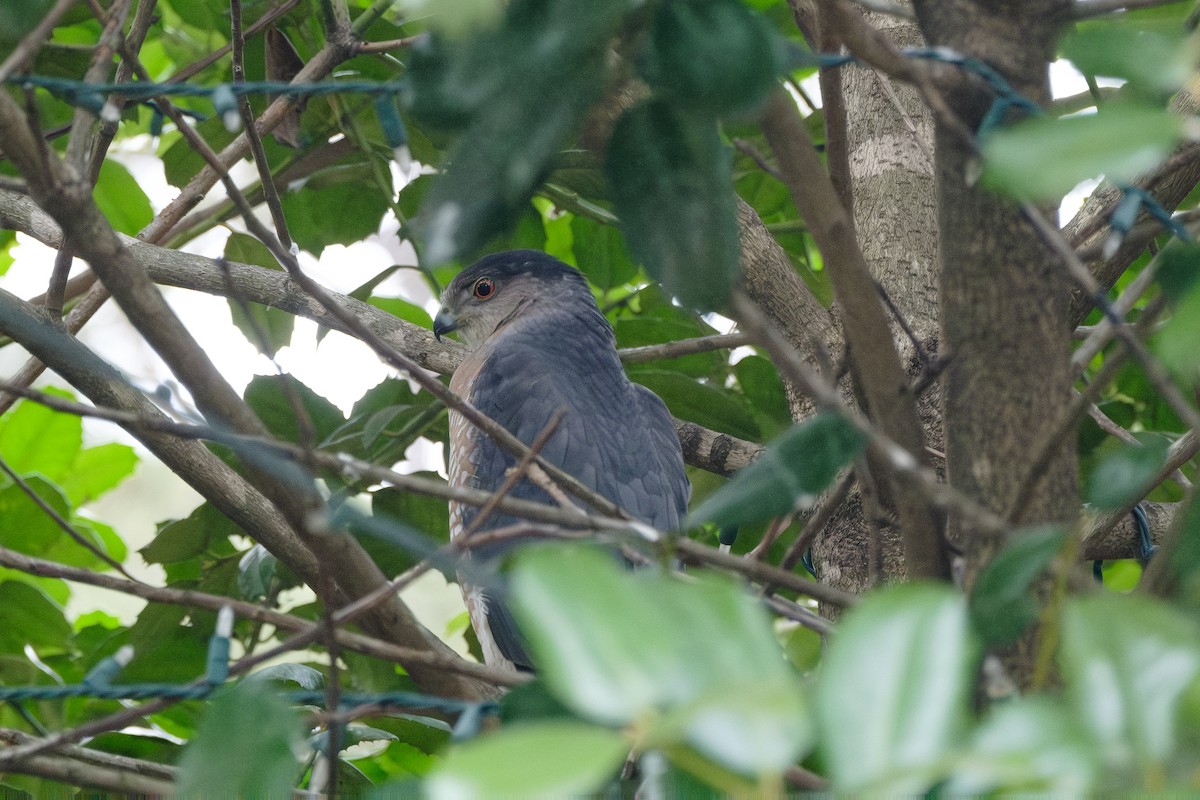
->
xmin=357 ymin=36 xmax=421 ymax=53
xmin=619 ymin=332 xmax=751 ymax=364
xmin=231 ymin=0 xmax=294 ymax=250
xmin=1022 ymin=202 xmax=1200 ymax=437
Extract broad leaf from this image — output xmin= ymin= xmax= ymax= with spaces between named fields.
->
xmin=606 ymin=100 xmax=739 ymax=310
xmin=176 ymin=682 xmax=301 ymax=799
xmin=412 ymin=0 xmax=631 ymax=262
xmin=243 ymin=374 xmax=346 ymax=445
xmin=141 ymin=502 xmax=234 ymax=565
xmin=647 ymin=0 xmax=782 ymax=116
xmin=93 ymin=160 xmax=154 ymax=235
xmin=982 ymin=104 xmax=1180 ymax=200
xmin=1061 ymin=20 xmax=1191 ymax=96
xmin=1060 ymin=593 xmax=1200 ymax=771
xmin=1155 ymin=280 xmax=1200 ymax=379
xmin=248 ymin=662 xmax=325 ymax=691
xmin=224 ymin=232 xmax=294 ymax=357
xmin=1085 ymin=435 xmax=1169 ymax=509
xmin=511 ymin=545 xmax=811 ymax=774
xmin=237 ymin=544 xmax=277 ymax=600
xmin=970 ymin=526 xmax=1067 ymax=646
xmin=0 ymin=581 xmax=71 ymax=653
xmin=944 ymin=697 xmax=1097 ymax=794
xmin=0 ymin=391 xmax=83 ymax=482
xmin=816 ymin=583 xmax=978 ymax=793
xmin=688 ymin=412 xmax=865 ymax=528
xmin=425 ymin=721 xmax=628 ymax=799
xmin=631 ymin=370 xmax=760 ymax=441
xmin=57 ymin=443 xmax=138 ymax=506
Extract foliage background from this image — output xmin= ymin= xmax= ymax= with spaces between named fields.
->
xmin=0 ymin=0 xmax=1198 ymax=795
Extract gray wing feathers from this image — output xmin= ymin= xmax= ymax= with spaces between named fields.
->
xmin=459 ymin=309 xmax=689 ymax=669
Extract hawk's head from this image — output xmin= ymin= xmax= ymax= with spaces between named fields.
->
xmin=433 ymin=250 xmax=592 ymax=349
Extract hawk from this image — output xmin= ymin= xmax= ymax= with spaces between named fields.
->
xmin=433 ymin=250 xmax=690 ymax=671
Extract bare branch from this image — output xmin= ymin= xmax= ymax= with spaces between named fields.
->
xmin=619 ymin=332 xmax=751 ymax=364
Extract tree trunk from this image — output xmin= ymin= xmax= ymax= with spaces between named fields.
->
xmin=915 ymin=0 xmax=1080 ymax=684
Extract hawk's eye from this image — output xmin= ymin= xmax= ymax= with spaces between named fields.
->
xmin=472 ymin=278 xmax=496 ymax=300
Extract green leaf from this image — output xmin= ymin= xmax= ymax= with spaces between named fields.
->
xmin=982 ymin=104 xmax=1180 ymax=200
xmin=1060 ymin=20 xmax=1191 ymax=96
xmin=0 ymin=581 xmax=71 ymax=653
xmin=280 ymin=179 xmax=391 ymax=256
xmin=511 ymin=545 xmax=811 ymax=774
xmin=413 ymin=2 xmax=628 ymax=261
xmin=372 ymin=484 xmax=451 ymax=543
xmin=631 ymin=370 xmax=759 ymax=441
xmin=309 ymin=723 xmax=399 ymax=756
xmin=943 ymin=697 xmax=1097 ymax=794
xmin=969 ymin=526 xmax=1067 ymax=646
xmin=1060 ymin=593 xmax=1200 ymax=770
xmin=689 ymin=412 xmax=865 ymax=529
xmin=368 ymin=296 xmax=434 ymax=330
xmin=1085 ymin=435 xmax=1169 ymax=509
xmin=1155 ymin=240 xmax=1200 ymax=304
xmin=615 ymin=319 xmax=722 ymax=378
xmin=176 ymin=682 xmax=302 ymax=799
xmin=141 ymin=503 xmax=223 ymax=564
xmin=816 ymin=583 xmax=978 ymax=794
xmin=570 ymin=216 xmax=639 ymax=290
xmin=1155 ymin=280 xmax=1200 ymax=379
xmin=244 ymin=374 xmax=346 ymax=445
xmin=647 ymin=0 xmax=782 ymax=116
xmin=0 ymin=391 xmax=83 ymax=482
xmin=606 ymin=100 xmax=739 ymax=310
xmin=426 ymin=721 xmax=627 ymax=798
xmin=224 ymin=233 xmax=294 ymax=357
xmin=237 ymin=544 xmax=276 ymax=600
xmin=93 ymin=160 xmax=154 ymax=235
xmin=735 ymin=354 xmax=792 ymax=437
xmin=0 ymin=477 xmax=117 ymax=570
xmin=57 ymin=443 xmax=138 ymax=506
xmin=0 ymin=0 xmax=55 ymax=47
xmin=121 ymin=604 xmax=212 ymax=683
xmin=162 ymin=117 xmax=238 ymax=189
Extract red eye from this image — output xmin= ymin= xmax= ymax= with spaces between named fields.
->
xmin=473 ymin=277 xmax=496 ymax=299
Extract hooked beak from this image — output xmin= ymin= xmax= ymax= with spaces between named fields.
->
xmin=433 ymin=308 xmax=458 ymax=342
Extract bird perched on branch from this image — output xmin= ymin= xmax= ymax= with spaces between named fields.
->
xmin=433 ymin=250 xmax=690 ymax=672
